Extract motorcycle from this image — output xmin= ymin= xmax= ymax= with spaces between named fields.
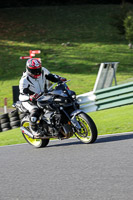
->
xmin=13 ymin=80 xmax=98 ymax=148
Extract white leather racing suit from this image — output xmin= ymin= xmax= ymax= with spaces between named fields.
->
xmin=19 ymin=67 xmax=50 ymax=112
xmin=19 ymin=66 xmax=66 ymax=135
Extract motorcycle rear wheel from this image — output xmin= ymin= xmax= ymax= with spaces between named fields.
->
xmin=21 ymin=121 xmax=49 ymax=148
xmin=74 ymin=112 xmax=97 ymax=144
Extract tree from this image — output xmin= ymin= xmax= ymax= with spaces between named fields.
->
xmin=124 ymin=11 xmax=133 ymax=48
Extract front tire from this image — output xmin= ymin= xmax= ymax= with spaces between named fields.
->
xmin=74 ymin=112 xmax=97 ymax=144
xmin=21 ymin=118 xmax=49 ymax=148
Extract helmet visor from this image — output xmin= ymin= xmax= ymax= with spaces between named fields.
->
xmin=28 ymin=67 xmax=42 ymax=76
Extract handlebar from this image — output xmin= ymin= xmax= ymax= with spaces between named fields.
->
xmin=47 ymin=80 xmax=70 ymax=92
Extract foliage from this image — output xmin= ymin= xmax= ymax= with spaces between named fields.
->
xmin=124 ymin=11 xmax=133 ymax=43
xmin=110 ymin=3 xmax=131 ymax=35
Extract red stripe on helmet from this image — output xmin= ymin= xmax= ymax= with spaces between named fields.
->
xmin=28 ymin=66 xmax=41 ymax=69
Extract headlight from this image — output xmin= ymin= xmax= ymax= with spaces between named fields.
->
xmin=72 ymin=95 xmax=76 ymax=99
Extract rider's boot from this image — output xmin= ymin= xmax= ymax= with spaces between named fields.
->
xmin=30 ymin=112 xmax=41 ymax=137
xmin=30 ymin=124 xmax=41 ymax=137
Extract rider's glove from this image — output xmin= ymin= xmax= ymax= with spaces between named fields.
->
xmin=29 ymin=93 xmax=40 ymax=102
xmin=59 ymin=77 xmax=67 ymax=82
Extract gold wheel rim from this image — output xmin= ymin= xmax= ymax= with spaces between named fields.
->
xmin=75 ymin=116 xmax=92 ymax=143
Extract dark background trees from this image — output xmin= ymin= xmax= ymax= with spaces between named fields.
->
xmin=0 ymin=0 xmax=132 ymax=8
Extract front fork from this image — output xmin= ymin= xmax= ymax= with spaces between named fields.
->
xmin=70 ymin=115 xmax=81 ymax=130
xmin=70 ymin=110 xmax=83 ymax=130
xmin=62 ymin=108 xmax=82 ymax=130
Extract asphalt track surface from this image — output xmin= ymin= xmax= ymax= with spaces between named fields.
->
xmin=0 ymin=132 xmax=133 ymax=200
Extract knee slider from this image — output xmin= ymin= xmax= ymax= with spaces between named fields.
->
xmin=30 ymin=108 xmax=40 ymax=123
xmin=30 ymin=116 xmax=37 ymax=123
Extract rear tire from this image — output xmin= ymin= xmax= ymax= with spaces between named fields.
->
xmin=0 ymin=124 xmax=2 ymax=132
xmin=10 ymin=116 xmax=20 ymax=122
xmin=0 ymin=113 xmax=9 ymax=119
xmin=74 ymin=112 xmax=97 ymax=144
xmin=10 ymin=120 xmax=20 ymax=127
xmin=0 ymin=114 xmax=11 ymax=131
xmin=2 ymin=127 xmax=11 ymax=132
xmin=21 ymin=118 xmax=49 ymax=148
xmin=1 ymin=122 xmax=11 ymax=129
xmin=10 ymin=110 xmax=19 ymax=118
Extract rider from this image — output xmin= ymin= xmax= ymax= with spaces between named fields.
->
xmin=19 ymin=58 xmax=66 ymax=137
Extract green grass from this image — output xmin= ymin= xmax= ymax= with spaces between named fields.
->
xmin=0 ymin=104 xmax=133 ymax=146
xmin=0 ymin=128 xmax=25 ymax=146
xmin=1 ymin=4 xmax=133 ymax=107
xmin=89 ymin=104 xmax=133 ymax=135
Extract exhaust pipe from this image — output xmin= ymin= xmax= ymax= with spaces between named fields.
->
xmin=20 ymin=126 xmax=34 ymax=139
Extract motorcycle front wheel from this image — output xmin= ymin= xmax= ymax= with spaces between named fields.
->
xmin=74 ymin=112 xmax=97 ymax=144
xmin=21 ymin=120 xmax=49 ymax=148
